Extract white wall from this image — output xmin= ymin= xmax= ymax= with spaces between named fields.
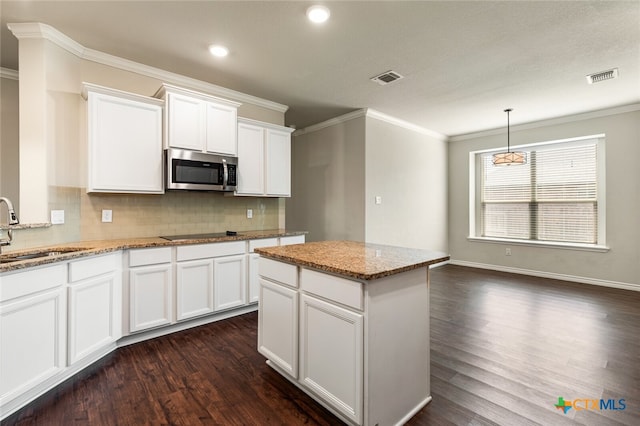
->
xmin=287 ymin=115 xmax=366 ymax=242
xmin=448 ymin=108 xmax=640 ymax=288
xmin=365 ymin=116 xmax=448 ymax=251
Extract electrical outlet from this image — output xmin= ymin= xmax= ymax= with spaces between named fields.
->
xmin=247 ymin=209 xmax=253 ymax=219
xmin=51 ymin=210 xmax=65 ymax=225
xmin=505 ymin=248 xmax=511 ymax=256
xmin=375 ymin=196 xmax=382 ymax=205
xmin=102 ymin=209 xmax=113 ymax=223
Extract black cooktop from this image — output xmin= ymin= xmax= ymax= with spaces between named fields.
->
xmin=160 ymin=231 xmax=240 ymax=241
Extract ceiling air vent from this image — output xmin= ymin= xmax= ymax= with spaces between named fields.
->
xmin=371 ymin=70 xmax=404 ymax=85
xmin=586 ymin=68 xmax=619 ymax=84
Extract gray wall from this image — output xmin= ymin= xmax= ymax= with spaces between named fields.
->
xmin=448 ymin=108 xmax=640 ymax=288
xmin=287 ymin=116 xmax=366 ymax=242
xmin=287 ymin=111 xmax=448 ymax=253
xmin=0 ymin=75 xmax=20 ymax=221
xmin=365 ymin=116 xmax=448 ymax=251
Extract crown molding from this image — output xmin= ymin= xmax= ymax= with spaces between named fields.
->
xmin=449 ymin=103 xmax=640 ymax=142
xmin=294 ymin=108 xmax=448 ymax=141
xmin=7 ymin=22 xmax=288 ymax=113
xmin=293 ymin=109 xmax=367 ymax=136
xmin=8 ymin=22 xmax=85 ymax=57
xmin=365 ymin=109 xmax=448 ymax=141
xmin=0 ymin=67 xmax=19 ymax=80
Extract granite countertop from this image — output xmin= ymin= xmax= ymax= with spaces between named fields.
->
xmin=0 ymin=229 xmax=304 ymax=273
xmin=254 ymin=240 xmax=450 ymax=281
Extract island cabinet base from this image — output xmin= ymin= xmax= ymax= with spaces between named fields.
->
xmin=258 ymin=258 xmax=432 ymax=426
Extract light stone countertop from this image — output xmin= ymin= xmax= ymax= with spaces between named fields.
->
xmin=254 ymin=240 xmax=450 ymax=281
xmin=0 ymin=229 xmax=305 ymax=273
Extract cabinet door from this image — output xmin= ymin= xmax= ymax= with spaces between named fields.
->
xmin=236 ymin=122 xmax=265 ymax=195
xmin=258 ymin=278 xmax=298 ymax=378
xmin=265 ymin=128 xmax=291 ymax=196
xmin=68 ymin=273 xmax=120 ymax=364
xmin=176 ymin=259 xmax=214 ymax=321
xmin=87 ymin=91 xmax=163 ymax=193
xmin=167 ymin=92 xmax=204 ymax=151
xmin=299 ymin=294 xmax=363 ymax=424
xmin=129 ymin=264 xmax=172 ymax=332
xmin=0 ymin=288 xmax=66 ymax=405
xmin=248 ymin=253 xmax=260 ymax=304
xmin=213 ymin=255 xmax=246 ymax=311
xmin=205 ymin=102 xmax=237 ymax=155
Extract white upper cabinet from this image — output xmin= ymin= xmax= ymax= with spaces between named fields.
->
xmin=237 ymin=121 xmax=265 ymax=195
xmin=236 ymin=118 xmax=294 ymax=197
xmin=266 ymin=127 xmax=292 ymax=196
xmin=83 ymin=83 xmax=164 ymax=194
xmin=156 ymin=84 xmax=241 ymax=156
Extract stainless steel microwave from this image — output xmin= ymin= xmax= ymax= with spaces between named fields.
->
xmin=165 ymin=148 xmax=238 ymax=192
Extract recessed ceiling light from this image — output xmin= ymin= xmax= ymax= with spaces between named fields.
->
xmin=306 ymin=5 xmax=330 ymax=24
xmin=209 ymin=44 xmax=229 ymax=58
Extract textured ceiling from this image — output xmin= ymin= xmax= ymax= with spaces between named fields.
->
xmin=1 ymin=1 xmax=639 ymax=136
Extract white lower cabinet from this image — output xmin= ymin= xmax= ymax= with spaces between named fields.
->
xmin=258 ymin=278 xmax=298 ymax=378
xmin=213 ymin=254 xmax=246 ymax=311
xmin=67 ymin=253 xmax=122 ymax=365
xmin=260 ymin=261 xmax=431 ymax=426
xmin=129 ymin=264 xmax=172 ymax=332
xmin=128 ymin=247 xmax=173 ymax=333
xmin=299 ymin=294 xmax=363 ymax=425
xmin=0 ymin=265 xmax=67 ymax=407
xmin=176 ymin=259 xmax=214 ymax=321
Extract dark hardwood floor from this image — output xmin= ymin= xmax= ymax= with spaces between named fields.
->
xmin=3 ymin=265 xmax=639 ymax=425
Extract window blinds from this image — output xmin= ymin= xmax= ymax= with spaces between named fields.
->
xmin=480 ymin=140 xmax=598 ymax=244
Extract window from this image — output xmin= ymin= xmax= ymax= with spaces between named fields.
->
xmin=471 ymin=135 xmax=605 ymax=248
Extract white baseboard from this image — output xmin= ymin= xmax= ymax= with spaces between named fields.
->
xmin=449 ymin=260 xmax=639 ymax=292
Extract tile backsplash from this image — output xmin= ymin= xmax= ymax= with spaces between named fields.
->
xmin=4 ymin=186 xmax=283 ymax=251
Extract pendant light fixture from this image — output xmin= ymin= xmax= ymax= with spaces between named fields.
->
xmin=492 ymin=108 xmax=526 ymax=166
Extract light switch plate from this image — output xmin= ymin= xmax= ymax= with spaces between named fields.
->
xmin=247 ymin=209 xmax=253 ymax=219
xmin=102 ymin=209 xmax=113 ymax=223
xmin=375 ymin=196 xmax=382 ymax=205
xmin=51 ymin=210 xmax=65 ymax=225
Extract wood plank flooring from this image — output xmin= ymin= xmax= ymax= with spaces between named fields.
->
xmin=3 ymin=264 xmax=639 ymax=425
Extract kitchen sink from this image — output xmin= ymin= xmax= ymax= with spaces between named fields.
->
xmin=0 ymin=247 xmax=86 ymax=264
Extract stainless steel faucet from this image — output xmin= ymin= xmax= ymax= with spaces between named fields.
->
xmin=0 ymin=197 xmax=19 ymax=253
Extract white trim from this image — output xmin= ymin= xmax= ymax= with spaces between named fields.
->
xmin=7 ymin=22 xmax=288 ymax=113
xmin=0 ymin=67 xmax=19 ymax=80
xmin=366 ymin=109 xmax=448 ymax=141
xmin=449 ymin=259 xmax=639 ymax=292
xmin=293 ymin=108 xmax=448 ymax=141
xmin=466 ymin=236 xmax=609 ymax=252
xmin=81 ymin=82 xmax=164 ymax=105
xmin=293 ymin=109 xmax=367 ymax=136
xmin=117 ymin=304 xmax=258 ymax=347
xmin=449 ymin=103 xmax=640 ymax=142
xmin=238 ymin=117 xmax=295 ymax=134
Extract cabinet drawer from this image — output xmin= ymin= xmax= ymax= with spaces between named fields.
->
xmin=259 ymin=258 xmax=298 ymax=288
xmin=249 ymin=238 xmax=278 ymax=253
xmin=280 ymin=235 xmax=305 ymax=246
xmin=69 ymin=253 xmax=120 ymax=282
xmin=129 ymin=247 xmax=172 ymax=267
xmin=300 ymin=268 xmax=363 ymax=311
xmin=176 ymin=241 xmax=246 ymax=261
xmin=1 ymin=264 xmax=67 ymax=302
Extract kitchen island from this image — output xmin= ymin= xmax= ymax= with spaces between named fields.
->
xmin=254 ymin=241 xmax=449 ymax=426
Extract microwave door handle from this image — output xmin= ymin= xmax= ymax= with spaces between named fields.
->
xmin=222 ymin=159 xmax=229 ymax=188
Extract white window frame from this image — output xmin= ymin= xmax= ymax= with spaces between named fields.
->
xmin=468 ymin=134 xmax=609 ymax=252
